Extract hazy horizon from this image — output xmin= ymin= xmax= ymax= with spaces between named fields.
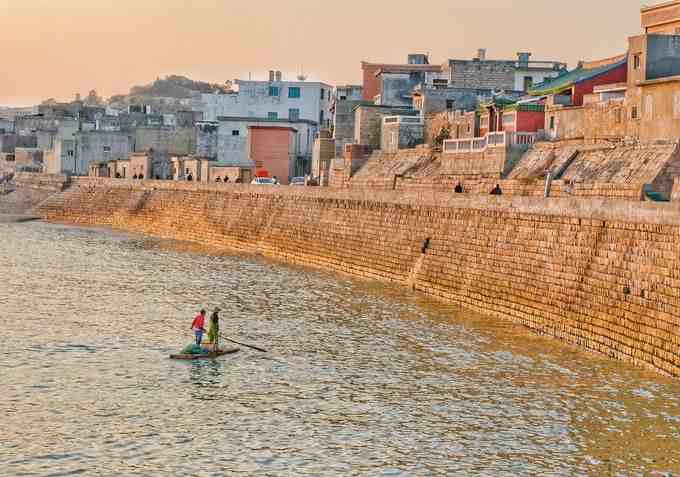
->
xmin=0 ymin=0 xmax=648 ymax=107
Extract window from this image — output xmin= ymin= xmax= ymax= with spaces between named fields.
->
xmin=614 ymin=108 xmax=622 ymax=124
xmin=446 ymin=99 xmax=455 ymax=111
xmin=631 ymin=105 xmax=639 ymax=120
xmin=467 ymin=122 xmax=471 ymax=133
xmin=103 ymin=146 xmax=111 ymax=153
xmin=67 ymin=150 xmax=74 ymax=157
xmin=633 ymin=54 xmax=641 ymax=70
xmin=288 ymin=87 xmax=301 ymax=98
xmin=268 ymin=86 xmax=280 ymax=97
xmin=523 ymin=76 xmax=534 ymax=91
xmin=340 ymin=96 xmax=347 ymax=100
xmin=320 ymin=89 xmax=325 ymax=100
xmin=319 ymin=110 xmax=324 ymax=124
xmin=549 ymin=116 xmax=555 ymax=130
xmin=503 ymin=113 xmax=516 ymax=125
xmin=289 ymin=108 xmax=300 ymax=121
xmin=267 ymin=112 xmax=278 ymax=120
xmin=232 ymin=130 xmax=240 ymax=136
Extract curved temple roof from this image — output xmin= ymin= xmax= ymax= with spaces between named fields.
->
xmin=528 ymin=56 xmax=628 ymax=96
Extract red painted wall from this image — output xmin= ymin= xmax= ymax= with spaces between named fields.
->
xmin=362 ymin=63 xmax=382 ymax=101
xmin=249 ymin=127 xmax=294 ymax=184
xmin=572 ymin=63 xmax=628 ymax=106
xmin=515 ymin=111 xmax=546 ymax=133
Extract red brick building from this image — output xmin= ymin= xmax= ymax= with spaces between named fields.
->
xmin=248 ymin=125 xmax=296 ymax=184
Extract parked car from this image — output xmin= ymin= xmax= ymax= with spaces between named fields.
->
xmin=290 ymin=176 xmax=305 ymax=186
xmin=251 ymin=177 xmax=276 ymax=185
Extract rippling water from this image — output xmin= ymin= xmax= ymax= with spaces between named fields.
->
xmin=1 ymin=221 xmax=679 ymax=476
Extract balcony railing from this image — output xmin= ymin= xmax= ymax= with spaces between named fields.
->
xmin=382 ymin=116 xmax=423 ymax=125
xmin=443 ymin=131 xmax=536 ymax=154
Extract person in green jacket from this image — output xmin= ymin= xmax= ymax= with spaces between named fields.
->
xmin=207 ymin=307 xmax=221 ymax=349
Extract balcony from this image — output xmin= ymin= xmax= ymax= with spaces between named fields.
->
xmin=382 ymin=116 xmax=422 ymax=125
xmin=443 ymin=131 xmax=536 ymax=154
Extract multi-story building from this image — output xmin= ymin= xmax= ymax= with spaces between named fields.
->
xmin=446 ymin=49 xmax=567 ymax=93
xmin=216 ymin=116 xmax=318 ymax=178
xmin=200 ymin=71 xmax=333 ymax=127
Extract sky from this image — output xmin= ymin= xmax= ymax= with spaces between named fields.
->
xmin=0 ymin=0 xmax=649 ymax=106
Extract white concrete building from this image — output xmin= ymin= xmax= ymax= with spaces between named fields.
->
xmin=200 ymin=71 xmax=333 ymax=126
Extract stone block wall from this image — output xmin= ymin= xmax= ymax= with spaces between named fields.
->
xmin=36 ymin=179 xmax=680 ymax=376
xmin=14 ymin=172 xmax=69 ymax=192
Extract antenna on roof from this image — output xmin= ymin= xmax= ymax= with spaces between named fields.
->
xmin=297 ymin=65 xmax=307 ymax=81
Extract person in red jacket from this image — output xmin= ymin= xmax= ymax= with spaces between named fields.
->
xmin=190 ymin=309 xmax=207 ymax=346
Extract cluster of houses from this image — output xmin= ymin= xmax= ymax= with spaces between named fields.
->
xmin=4 ymin=1 xmax=680 ymax=191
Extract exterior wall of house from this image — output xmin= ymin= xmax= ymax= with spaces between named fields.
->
xmin=381 ymin=121 xmax=424 ymax=153
xmin=572 ymin=63 xmax=628 ymax=106
xmin=632 ymin=79 xmax=680 ymax=141
xmin=414 ymin=88 xmax=486 ymax=116
xmin=248 ymin=126 xmax=295 ymax=183
xmin=362 ymin=63 xmax=383 ymax=101
xmin=135 ymin=127 xmax=196 ymax=156
xmin=43 ymin=138 xmax=76 ymax=175
xmin=332 ymin=99 xmax=368 ymax=157
xmin=312 ymin=137 xmax=336 ymax=180
xmin=0 ymin=118 xmax=14 ymax=133
xmin=379 ymin=72 xmax=426 ymax=107
xmin=582 ymin=99 xmax=632 ymax=140
xmin=217 ymin=118 xmax=316 ymax=168
xmin=515 ymin=110 xmax=546 ymax=133
xmin=448 ymin=60 xmax=515 ymax=90
xmin=513 ymin=69 xmax=562 ymax=91
xmin=646 ymin=34 xmax=680 ymax=80
xmin=0 ymin=134 xmax=37 ymax=153
xmin=545 ymin=106 xmax=585 ymax=141
xmin=129 ymin=153 xmax=152 ymax=179
xmin=14 ymin=148 xmax=43 ymax=169
xmin=641 ymin=1 xmax=680 ymax=34
xmin=196 ymin=121 xmax=219 ymax=159
xmin=354 ymin=105 xmax=417 ymax=149
xmin=75 ymin=132 xmax=134 ymax=176
xmin=200 ymin=80 xmax=332 ymax=125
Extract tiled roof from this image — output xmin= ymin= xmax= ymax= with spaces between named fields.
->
xmin=528 ymin=56 xmax=628 ymax=96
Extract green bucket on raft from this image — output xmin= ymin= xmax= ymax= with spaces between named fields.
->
xmin=181 ymin=344 xmax=209 ymax=355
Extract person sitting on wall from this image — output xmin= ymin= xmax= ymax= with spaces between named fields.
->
xmin=454 ymin=182 xmax=464 ymax=193
xmin=155 ymin=175 xmax=160 ymax=180
xmin=490 ymin=184 xmax=502 ymax=195
xmin=187 ymin=173 xmax=193 ymax=181
xmin=138 ymin=174 xmax=144 ymax=180
xmin=215 ymin=177 xmax=222 ymax=182
xmin=272 ymin=176 xmax=279 ymax=185
xmin=223 ymin=176 xmax=230 ymax=183
xmin=132 ymin=174 xmax=138 ymax=180
xmin=234 ymin=177 xmax=242 ymax=183
xmin=115 ymin=173 xmax=121 ymax=179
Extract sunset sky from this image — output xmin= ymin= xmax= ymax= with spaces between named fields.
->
xmin=0 ymin=0 xmax=647 ymax=106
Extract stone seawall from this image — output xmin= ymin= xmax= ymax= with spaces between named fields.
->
xmin=38 ymin=178 xmax=680 ymax=376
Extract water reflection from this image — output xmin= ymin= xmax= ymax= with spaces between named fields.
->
xmin=0 ymin=221 xmax=678 ymax=476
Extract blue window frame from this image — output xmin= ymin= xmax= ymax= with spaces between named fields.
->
xmin=288 ymin=87 xmax=301 ymax=98
xmin=289 ymin=108 xmax=300 ymax=120
xmin=268 ymin=86 xmax=280 ymax=97
xmin=268 ymin=112 xmax=279 ymax=120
